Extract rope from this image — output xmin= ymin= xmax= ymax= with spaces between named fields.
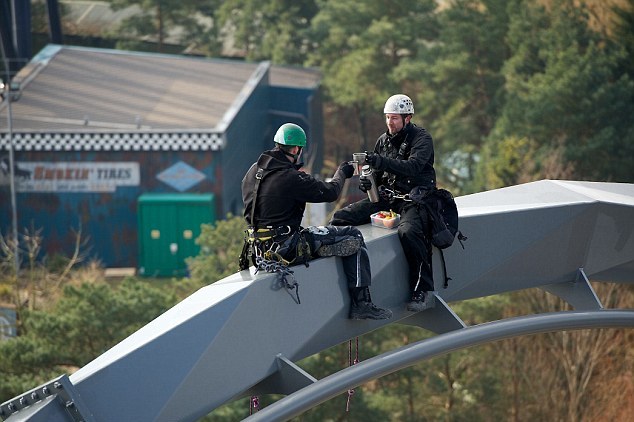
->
xmin=254 ymin=255 xmax=301 ymax=304
xmin=249 ymin=395 xmax=259 ymax=415
xmin=345 ymin=337 xmax=360 ymax=412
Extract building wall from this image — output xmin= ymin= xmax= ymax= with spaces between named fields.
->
xmin=269 ymin=85 xmax=324 ymax=177
xmin=0 ymin=149 xmax=221 ymax=268
xmin=221 ymin=69 xmax=272 ymax=219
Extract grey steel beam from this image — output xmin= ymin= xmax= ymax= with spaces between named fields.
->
xmin=0 ymin=375 xmax=94 ymax=422
xmin=245 ymin=310 xmax=634 ymax=422
xmin=245 ymin=354 xmax=317 ymax=397
xmin=541 ymin=268 xmax=603 ymax=310
xmin=399 ymin=293 xmax=467 ymax=333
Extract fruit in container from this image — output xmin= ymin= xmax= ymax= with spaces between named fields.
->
xmin=376 ymin=210 xmax=396 ymax=219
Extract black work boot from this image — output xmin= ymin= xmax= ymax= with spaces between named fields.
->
xmin=349 ymin=301 xmax=393 ymax=320
xmin=317 ymin=238 xmax=361 ymax=257
xmin=406 ymin=290 xmax=429 ymax=312
xmin=348 ymin=287 xmax=392 ymax=320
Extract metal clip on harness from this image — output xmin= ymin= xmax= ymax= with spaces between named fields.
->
xmin=379 ymin=186 xmax=412 ymax=202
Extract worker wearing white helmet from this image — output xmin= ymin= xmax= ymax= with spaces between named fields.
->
xmin=331 ymin=94 xmax=437 ymax=312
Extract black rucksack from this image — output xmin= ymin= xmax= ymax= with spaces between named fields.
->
xmin=425 ymin=188 xmax=465 ymax=249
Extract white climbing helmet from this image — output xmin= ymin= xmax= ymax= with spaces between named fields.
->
xmin=383 ymin=94 xmax=414 ymax=115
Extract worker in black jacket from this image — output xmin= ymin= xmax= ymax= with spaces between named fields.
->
xmin=330 ymin=94 xmax=436 ymax=312
xmin=240 ymin=123 xmax=392 ymax=320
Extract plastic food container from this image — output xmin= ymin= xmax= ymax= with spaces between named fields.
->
xmin=370 ymin=211 xmax=400 ymax=229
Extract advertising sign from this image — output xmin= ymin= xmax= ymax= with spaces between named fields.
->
xmin=0 ymin=159 xmax=140 ymax=192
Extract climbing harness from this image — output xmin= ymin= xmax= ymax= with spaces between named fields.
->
xmin=379 ymin=133 xmax=413 ymax=193
xmin=239 ymin=227 xmax=305 ymax=305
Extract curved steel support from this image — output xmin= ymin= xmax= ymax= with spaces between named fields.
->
xmin=245 ymin=310 xmax=634 ymax=422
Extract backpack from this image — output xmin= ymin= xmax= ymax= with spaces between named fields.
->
xmin=409 ymin=186 xmax=467 ymax=287
xmin=424 ymin=188 xmax=465 ymax=249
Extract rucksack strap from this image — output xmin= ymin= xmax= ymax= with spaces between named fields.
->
xmin=457 ymin=231 xmax=468 ymax=249
xmin=240 ymin=167 xmax=275 ymax=271
xmin=396 ymin=134 xmax=410 ymax=160
xmin=249 ymin=168 xmax=266 ymax=227
xmin=438 ymin=248 xmax=451 ymax=289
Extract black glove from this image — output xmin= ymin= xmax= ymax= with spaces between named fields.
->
xmin=365 ymin=151 xmax=382 ymax=169
xmin=359 ymin=177 xmax=372 ymax=193
xmin=338 ymin=161 xmax=355 ymax=178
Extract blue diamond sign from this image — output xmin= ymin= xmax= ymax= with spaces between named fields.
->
xmin=156 ymin=161 xmax=206 ymax=192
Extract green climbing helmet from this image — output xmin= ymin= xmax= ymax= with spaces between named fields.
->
xmin=274 ymin=123 xmax=307 ymax=147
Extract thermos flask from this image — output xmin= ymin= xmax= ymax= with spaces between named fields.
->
xmin=360 ymin=165 xmax=380 ymax=203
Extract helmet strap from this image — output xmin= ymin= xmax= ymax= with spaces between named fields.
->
xmin=387 ymin=116 xmax=411 ymax=138
xmin=280 ymin=146 xmax=303 ymax=163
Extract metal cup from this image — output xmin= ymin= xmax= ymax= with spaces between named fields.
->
xmin=352 ymin=152 xmax=367 ymax=175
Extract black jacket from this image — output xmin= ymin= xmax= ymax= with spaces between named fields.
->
xmin=372 ymin=123 xmax=436 ymax=193
xmin=242 ymin=148 xmax=348 ymax=229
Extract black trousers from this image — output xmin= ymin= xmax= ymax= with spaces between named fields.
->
xmin=330 ymin=197 xmax=434 ymax=293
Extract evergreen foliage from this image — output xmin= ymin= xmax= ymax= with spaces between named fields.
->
xmin=0 ymin=278 xmax=177 ymax=400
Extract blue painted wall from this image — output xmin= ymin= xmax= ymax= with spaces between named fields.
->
xmin=0 ymin=150 xmax=222 ymax=268
xmin=0 ymin=82 xmax=322 ymax=270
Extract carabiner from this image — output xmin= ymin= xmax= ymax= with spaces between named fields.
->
xmin=277 ymin=225 xmax=292 ymax=236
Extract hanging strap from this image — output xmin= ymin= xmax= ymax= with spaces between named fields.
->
xmin=438 ymin=248 xmax=451 ymax=289
xmin=457 ymin=231 xmax=468 ymax=248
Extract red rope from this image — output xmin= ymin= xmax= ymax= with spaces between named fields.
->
xmin=249 ymin=395 xmax=259 ymax=415
xmin=346 ymin=337 xmax=359 ymax=412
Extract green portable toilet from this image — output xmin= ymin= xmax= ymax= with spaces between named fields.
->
xmin=137 ymin=193 xmax=215 ymax=277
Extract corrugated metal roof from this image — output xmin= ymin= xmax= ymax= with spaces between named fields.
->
xmin=4 ymin=45 xmax=260 ymax=131
xmin=1 ymin=45 xmax=321 ymax=151
xmin=269 ymin=65 xmax=321 ymax=89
